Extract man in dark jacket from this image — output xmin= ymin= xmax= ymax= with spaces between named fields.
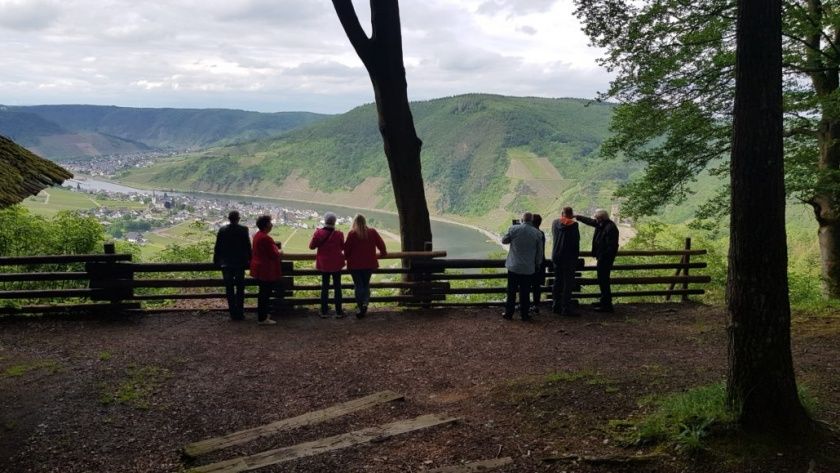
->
xmin=214 ymin=210 xmax=252 ymax=320
xmin=551 ymin=207 xmax=580 ymax=316
xmin=575 ymin=209 xmax=620 ymax=312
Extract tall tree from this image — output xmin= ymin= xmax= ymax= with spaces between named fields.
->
xmin=332 ymin=0 xmax=433 ymax=253
xmin=574 ymin=0 xmax=840 ymax=299
xmin=727 ymin=0 xmax=810 ymax=430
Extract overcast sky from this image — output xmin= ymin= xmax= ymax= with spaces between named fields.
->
xmin=0 ymin=0 xmax=610 ymax=114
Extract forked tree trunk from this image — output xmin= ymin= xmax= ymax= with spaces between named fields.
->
xmin=727 ymin=0 xmax=810 ymax=431
xmin=332 ymin=0 xmax=432 ymax=253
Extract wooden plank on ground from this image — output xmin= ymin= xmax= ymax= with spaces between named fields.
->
xmin=183 ymin=390 xmax=404 ymax=458
xmin=189 ymin=413 xmax=459 ymax=473
xmin=427 ymin=457 xmax=514 ymax=472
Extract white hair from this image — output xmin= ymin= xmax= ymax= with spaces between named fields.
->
xmin=323 ymin=212 xmax=337 ymax=227
xmin=594 ymin=209 xmax=609 ymax=220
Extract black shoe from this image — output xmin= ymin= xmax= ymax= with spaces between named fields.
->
xmin=502 ymin=312 xmax=513 ymax=320
xmin=594 ymin=305 xmax=614 ymax=313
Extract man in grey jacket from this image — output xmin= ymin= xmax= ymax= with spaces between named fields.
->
xmin=501 ymin=212 xmax=543 ymax=321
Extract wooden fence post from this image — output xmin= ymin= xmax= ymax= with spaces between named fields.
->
xmin=681 ymin=237 xmax=691 ymax=302
xmin=87 ymin=243 xmax=134 ymax=312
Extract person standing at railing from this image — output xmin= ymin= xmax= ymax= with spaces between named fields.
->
xmin=309 ymin=212 xmax=346 ymax=319
xmin=530 ymin=214 xmax=547 ymax=315
xmin=551 ymin=207 xmax=580 ymax=317
xmin=344 ymin=214 xmax=386 ymax=319
xmin=213 ymin=210 xmax=251 ymax=321
xmin=501 ymin=212 xmax=543 ymax=321
xmin=250 ymin=215 xmax=283 ymax=325
xmin=575 ymin=209 xmax=619 ymax=313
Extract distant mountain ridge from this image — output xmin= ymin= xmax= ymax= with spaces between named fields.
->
xmin=119 ymin=94 xmax=633 ymax=218
xmin=0 ymin=104 xmax=329 ymax=159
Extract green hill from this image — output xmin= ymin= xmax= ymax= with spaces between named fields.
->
xmin=0 ymin=105 xmax=329 ymax=160
xmin=119 ymin=94 xmax=628 ymax=219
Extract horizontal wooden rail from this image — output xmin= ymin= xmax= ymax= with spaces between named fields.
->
xmin=0 ymin=254 xmax=132 ymax=265
xmin=282 ymin=250 xmax=446 ymax=261
xmin=0 ymin=271 xmax=90 ymax=282
xmin=0 ymin=288 xmax=104 ymax=299
xmin=0 ymin=302 xmax=141 ymax=315
xmin=576 ymin=275 xmax=711 ymax=285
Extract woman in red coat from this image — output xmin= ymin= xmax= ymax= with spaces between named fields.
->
xmin=343 ymin=214 xmax=386 ymax=318
xmin=250 ymin=215 xmax=282 ymax=325
xmin=309 ymin=212 xmax=345 ymax=318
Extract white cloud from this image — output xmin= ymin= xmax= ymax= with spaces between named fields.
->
xmin=0 ymin=0 xmax=610 ymax=113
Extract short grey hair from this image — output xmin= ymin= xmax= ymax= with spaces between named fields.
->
xmin=594 ymin=209 xmax=609 ymax=220
xmin=323 ymin=212 xmax=337 ymax=227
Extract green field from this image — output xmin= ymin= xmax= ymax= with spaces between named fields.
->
xmin=23 ymin=187 xmax=146 ymax=217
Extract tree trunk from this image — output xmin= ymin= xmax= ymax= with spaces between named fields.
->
xmin=727 ymin=0 xmax=810 ymax=432
xmin=813 ymin=120 xmax=840 ymax=298
xmin=332 ymin=0 xmax=433 ymax=253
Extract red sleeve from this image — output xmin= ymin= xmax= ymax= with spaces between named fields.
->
xmin=308 ymin=229 xmax=320 ymax=250
xmin=373 ymin=229 xmax=387 ymax=254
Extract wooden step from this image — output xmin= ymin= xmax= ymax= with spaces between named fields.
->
xmin=189 ymin=413 xmax=460 ymax=473
xmin=183 ymin=390 xmax=404 ymax=458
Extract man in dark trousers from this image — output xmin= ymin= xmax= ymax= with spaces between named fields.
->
xmin=551 ymin=207 xmax=580 ymax=316
xmin=501 ymin=212 xmax=543 ymax=321
xmin=575 ymin=209 xmax=619 ymax=312
xmin=213 ymin=210 xmax=252 ymax=320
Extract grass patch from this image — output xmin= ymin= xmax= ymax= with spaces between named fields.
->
xmin=613 ymin=383 xmax=822 ymax=454
xmin=2 ymin=360 xmax=61 ymax=378
xmin=100 ymin=365 xmax=171 ymax=409
xmin=98 ymin=351 xmax=112 ymax=361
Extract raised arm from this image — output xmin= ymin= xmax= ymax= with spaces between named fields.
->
xmin=575 ymin=215 xmax=597 ymax=227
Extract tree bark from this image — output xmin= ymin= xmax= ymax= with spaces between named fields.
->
xmin=332 ymin=0 xmax=433 ymax=253
xmin=727 ymin=0 xmax=810 ymax=431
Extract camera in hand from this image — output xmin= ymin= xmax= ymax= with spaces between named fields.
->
xmin=512 ymin=219 xmax=520 ymax=225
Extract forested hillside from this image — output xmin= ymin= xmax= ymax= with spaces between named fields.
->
xmin=120 ymin=94 xmax=627 ymax=217
xmin=0 ymin=105 xmax=328 ymax=159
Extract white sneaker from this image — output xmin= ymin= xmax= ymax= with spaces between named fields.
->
xmin=258 ymin=318 xmax=277 ymax=325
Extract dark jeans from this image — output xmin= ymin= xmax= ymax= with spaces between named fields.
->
xmin=257 ymin=280 xmax=282 ymax=321
xmin=552 ymin=260 xmax=577 ymax=312
xmin=350 ymin=269 xmax=373 ymax=308
xmin=505 ymin=271 xmax=532 ymax=318
xmin=320 ymin=272 xmax=343 ymax=314
xmin=596 ymin=255 xmax=616 ymax=308
xmin=221 ymin=266 xmax=246 ymax=319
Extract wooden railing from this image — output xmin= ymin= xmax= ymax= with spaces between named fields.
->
xmin=0 ymin=239 xmax=710 ymax=315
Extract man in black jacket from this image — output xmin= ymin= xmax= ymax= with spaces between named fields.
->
xmin=551 ymin=207 xmax=580 ymax=316
xmin=575 ymin=209 xmax=619 ymax=312
xmin=214 ymin=211 xmax=252 ymax=320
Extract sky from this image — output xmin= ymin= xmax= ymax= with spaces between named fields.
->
xmin=0 ymin=0 xmax=611 ymax=114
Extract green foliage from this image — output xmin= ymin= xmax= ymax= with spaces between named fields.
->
xmin=618 ymin=383 xmax=734 ymax=453
xmin=0 ymin=205 xmax=103 ymax=257
xmin=574 ymin=0 xmax=840 ymax=223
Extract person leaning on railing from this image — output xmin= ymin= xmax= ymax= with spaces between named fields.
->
xmin=250 ymin=215 xmax=283 ymax=325
xmin=213 ymin=210 xmax=251 ymax=321
xmin=343 ymin=214 xmax=386 ymax=319
xmin=575 ymin=209 xmax=619 ymax=313
xmin=309 ymin=212 xmax=346 ymax=319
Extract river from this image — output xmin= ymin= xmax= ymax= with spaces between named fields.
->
xmin=67 ymin=177 xmax=502 ymax=259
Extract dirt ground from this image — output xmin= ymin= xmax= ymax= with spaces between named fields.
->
xmin=0 ymin=303 xmax=837 ymax=473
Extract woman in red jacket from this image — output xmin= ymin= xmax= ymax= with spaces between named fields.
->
xmin=343 ymin=214 xmax=386 ymax=318
xmin=250 ymin=215 xmax=282 ymax=325
xmin=309 ymin=212 xmax=345 ymax=318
